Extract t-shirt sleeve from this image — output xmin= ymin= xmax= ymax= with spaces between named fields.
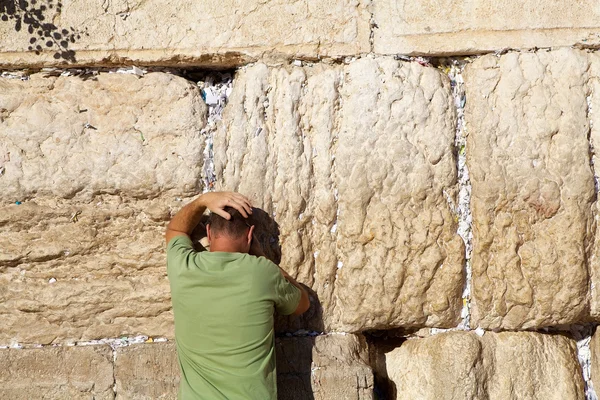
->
xmin=273 ymin=268 xmax=302 ymax=316
xmin=166 ymin=235 xmax=200 ymax=273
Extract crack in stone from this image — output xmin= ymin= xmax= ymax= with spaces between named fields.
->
xmin=445 ymin=58 xmax=473 ymax=330
xmin=195 ymin=71 xmax=234 ymax=193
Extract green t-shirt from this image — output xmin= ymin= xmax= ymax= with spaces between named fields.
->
xmin=166 ymin=236 xmax=302 ymax=400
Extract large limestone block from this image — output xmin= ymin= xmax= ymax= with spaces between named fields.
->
xmin=0 ymin=72 xmax=205 ymax=201
xmin=373 ymin=0 xmax=600 ymax=56
xmin=591 ymin=327 xmax=600 ymax=393
xmin=0 ymin=0 xmax=370 ymax=69
xmin=465 ymin=49 xmax=595 ymax=330
xmin=276 ymin=334 xmax=373 ymax=400
xmin=115 ymin=342 xmax=179 ymax=399
xmin=587 ymin=54 xmax=600 ymax=319
xmin=386 ymin=331 xmax=584 ymax=400
xmin=481 ymin=332 xmax=584 ymax=400
xmin=0 ymin=71 xmax=205 ymax=344
xmin=0 ymin=345 xmax=114 ymax=399
xmin=385 ymin=332 xmax=484 ymax=399
xmin=0 ymin=198 xmax=177 ymax=344
xmin=215 ymin=58 xmax=464 ymax=332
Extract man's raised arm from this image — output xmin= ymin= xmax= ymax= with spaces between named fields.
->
xmin=165 ymin=192 xmax=253 ymax=245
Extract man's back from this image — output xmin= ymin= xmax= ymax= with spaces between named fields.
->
xmin=167 ymin=235 xmax=300 ymax=400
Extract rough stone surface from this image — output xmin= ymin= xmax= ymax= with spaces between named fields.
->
xmin=0 ymin=0 xmax=370 ymax=69
xmin=0 ymin=72 xmax=205 ymax=201
xmin=386 ymin=331 xmax=584 ymax=400
xmin=0 ymin=345 xmax=114 ymax=399
xmin=114 ymin=335 xmax=373 ymax=400
xmin=591 ymin=327 xmax=600 ymax=394
xmin=0 ymin=71 xmax=205 ymax=344
xmin=115 ymin=342 xmax=179 ymax=400
xmin=215 ymin=58 xmax=464 ymax=332
xmin=465 ymin=48 xmax=595 ymax=330
xmin=276 ymin=334 xmax=373 ymax=400
xmin=587 ymin=53 xmax=600 ymax=320
xmin=0 ymin=198 xmax=180 ymax=344
xmin=373 ymin=0 xmax=600 ymax=56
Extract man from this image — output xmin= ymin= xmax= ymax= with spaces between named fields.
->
xmin=165 ymin=191 xmax=310 ymax=399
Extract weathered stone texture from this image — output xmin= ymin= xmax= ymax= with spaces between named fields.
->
xmin=215 ymin=58 xmax=464 ymax=332
xmin=0 ymin=71 xmax=205 ymax=344
xmin=587 ymin=53 xmax=600 ymax=320
xmin=465 ymin=48 xmax=595 ymax=330
xmin=0 ymin=0 xmax=370 ymax=69
xmin=386 ymin=331 xmax=584 ymax=400
xmin=111 ymin=335 xmax=373 ymax=400
xmin=276 ymin=334 xmax=373 ymax=400
xmin=0 ymin=72 xmax=205 ymax=201
xmin=591 ymin=327 xmax=600 ymax=393
xmin=373 ymin=0 xmax=600 ymax=56
xmin=115 ymin=342 xmax=179 ymax=399
xmin=0 ymin=198 xmax=178 ymax=344
xmin=0 ymin=345 xmax=114 ymax=399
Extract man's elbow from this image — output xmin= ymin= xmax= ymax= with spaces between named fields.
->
xmin=292 ymin=288 xmax=310 ymax=315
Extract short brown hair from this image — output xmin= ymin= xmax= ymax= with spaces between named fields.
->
xmin=208 ymin=206 xmax=253 ymax=238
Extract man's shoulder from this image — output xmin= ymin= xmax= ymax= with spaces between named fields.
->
xmin=241 ymin=254 xmax=280 ymax=277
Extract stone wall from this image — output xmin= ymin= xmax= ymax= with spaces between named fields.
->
xmin=2 ymin=1 xmax=600 ymax=399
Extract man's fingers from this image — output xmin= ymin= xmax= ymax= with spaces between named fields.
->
xmin=230 ymin=194 xmax=253 ymax=217
xmin=239 ymin=199 xmax=253 ymax=216
xmin=228 ymin=199 xmax=249 ymax=218
xmin=204 ymin=191 xmax=253 ymax=219
xmin=232 ymin=194 xmax=252 ymax=211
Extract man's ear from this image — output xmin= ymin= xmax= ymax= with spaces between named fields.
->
xmin=247 ymin=225 xmax=255 ymax=245
xmin=206 ymin=224 xmax=212 ymax=243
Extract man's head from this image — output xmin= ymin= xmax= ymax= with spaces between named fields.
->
xmin=206 ymin=206 xmax=254 ymax=253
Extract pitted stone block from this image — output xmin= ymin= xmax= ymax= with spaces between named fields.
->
xmin=0 ymin=72 xmax=205 ymax=201
xmin=0 ymin=0 xmax=370 ymax=69
xmin=465 ymin=48 xmax=595 ymax=330
xmin=215 ymin=58 xmax=464 ymax=332
xmin=386 ymin=331 xmax=584 ymax=400
xmin=373 ymin=0 xmax=600 ymax=56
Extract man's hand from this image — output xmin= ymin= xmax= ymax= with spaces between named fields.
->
xmin=200 ymin=192 xmax=253 ymax=219
xmin=165 ymin=191 xmax=253 ymax=246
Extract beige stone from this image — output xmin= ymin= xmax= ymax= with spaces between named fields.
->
xmin=386 ymin=331 xmax=584 ymax=400
xmin=0 ymin=198 xmax=177 ymax=344
xmin=465 ymin=48 xmax=595 ymax=330
xmin=0 ymin=72 xmax=205 ymax=201
xmin=587 ymin=53 xmax=600 ymax=320
xmin=215 ymin=58 xmax=464 ymax=332
xmin=112 ymin=335 xmax=373 ymax=400
xmin=591 ymin=327 xmax=600 ymax=393
xmin=373 ymin=0 xmax=600 ymax=56
xmin=276 ymin=334 xmax=373 ymax=400
xmin=386 ymin=332 xmax=484 ymax=399
xmin=115 ymin=342 xmax=179 ymax=400
xmin=0 ymin=0 xmax=370 ymax=69
xmin=0 ymin=71 xmax=206 ymax=344
xmin=0 ymin=345 xmax=114 ymax=399
xmin=481 ymin=332 xmax=584 ymax=400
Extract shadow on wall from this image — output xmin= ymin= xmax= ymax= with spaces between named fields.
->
xmin=0 ymin=0 xmax=83 ymax=62
xmin=191 ymin=207 xmax=324 ymax=400
xmin=365 ymin=329 xmax=409 ymax=400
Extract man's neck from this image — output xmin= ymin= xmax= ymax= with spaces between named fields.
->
xmin=209 ymin=239 xmax=247 ymax=254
